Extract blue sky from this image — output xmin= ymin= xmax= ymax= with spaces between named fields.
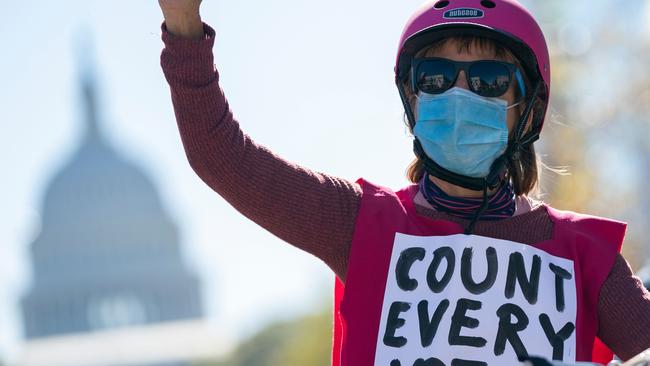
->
xmin=1 ymin=0 xmax=649 ymax=363
xmin=0 ymin=0 xmax=426 ymax=361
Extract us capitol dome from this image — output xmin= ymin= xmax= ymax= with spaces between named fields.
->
xmin=18 ymin=61 xmax=229 ymax=366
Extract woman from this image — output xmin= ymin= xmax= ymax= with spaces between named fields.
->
xmin=157 ymin=0 xmax=650 ymax=364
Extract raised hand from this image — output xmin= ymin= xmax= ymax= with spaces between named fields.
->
xmin=158 ymin=0 xmax=204 ymax=39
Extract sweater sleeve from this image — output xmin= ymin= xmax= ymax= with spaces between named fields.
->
xmin=159 ymin=22 xmax=361 ymax=280
xmin=597 ymin=253 xmax=650 ymax=361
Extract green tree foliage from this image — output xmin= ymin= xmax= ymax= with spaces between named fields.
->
xmin=199 ymin=307 xmax=332 ymax=366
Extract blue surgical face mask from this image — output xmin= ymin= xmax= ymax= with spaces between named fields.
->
xmin=413 ymin=87 xmax=518 ymax=178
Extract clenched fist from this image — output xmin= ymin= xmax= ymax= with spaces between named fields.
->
xmin=158 ymin=0 xmax=204 ymax=39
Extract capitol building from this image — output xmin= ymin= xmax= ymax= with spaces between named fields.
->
xmin=18 ymin=63 xmax=228 ymax=366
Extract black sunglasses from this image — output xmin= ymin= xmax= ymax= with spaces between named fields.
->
xmin=411 ymin=57 xmax=524 ymax=98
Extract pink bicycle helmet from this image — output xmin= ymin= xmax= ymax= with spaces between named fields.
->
xmin=395 ymin=0 xmax=550 ymax=134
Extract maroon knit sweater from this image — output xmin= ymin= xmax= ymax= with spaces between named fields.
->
xmin=160 ymin=23 xmax=650 ymax=361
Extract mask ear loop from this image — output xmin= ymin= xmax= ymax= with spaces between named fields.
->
xmin=507 ymin=99 xmax=524 ymax=110
xmin=510 ymin=80 xmax=543 ymax=159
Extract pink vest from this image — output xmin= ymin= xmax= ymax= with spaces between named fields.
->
xmin=332 ymin=180 xmax=626 ymax=366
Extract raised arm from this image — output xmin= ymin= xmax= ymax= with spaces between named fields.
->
xmin=158 ymin=0 xmax=362 ymax=281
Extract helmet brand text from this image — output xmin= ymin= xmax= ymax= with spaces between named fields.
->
xmin=443 ymin=8 xmax=485 ymax=19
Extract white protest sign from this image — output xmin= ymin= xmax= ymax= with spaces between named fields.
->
xmin=375 ymin=233 xmax=577 ymax=366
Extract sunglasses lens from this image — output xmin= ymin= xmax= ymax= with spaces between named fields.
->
xmin=468 ymin=62 xmax=512 ymax=97
xmin=415 ymin=60 xmax=456 ymax=94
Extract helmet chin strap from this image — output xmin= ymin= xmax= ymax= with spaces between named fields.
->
xmin=404 ymin=81 xmax=543 ymax=234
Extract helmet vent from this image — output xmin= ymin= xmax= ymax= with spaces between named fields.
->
xmin=480 ymin=0 xmax=496 ymax=8
xmin=433 ymin=1 xmax=450 ymax=9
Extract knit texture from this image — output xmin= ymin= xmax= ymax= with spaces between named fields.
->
xmin=160 ymin=22 xmax=650 ymax=361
